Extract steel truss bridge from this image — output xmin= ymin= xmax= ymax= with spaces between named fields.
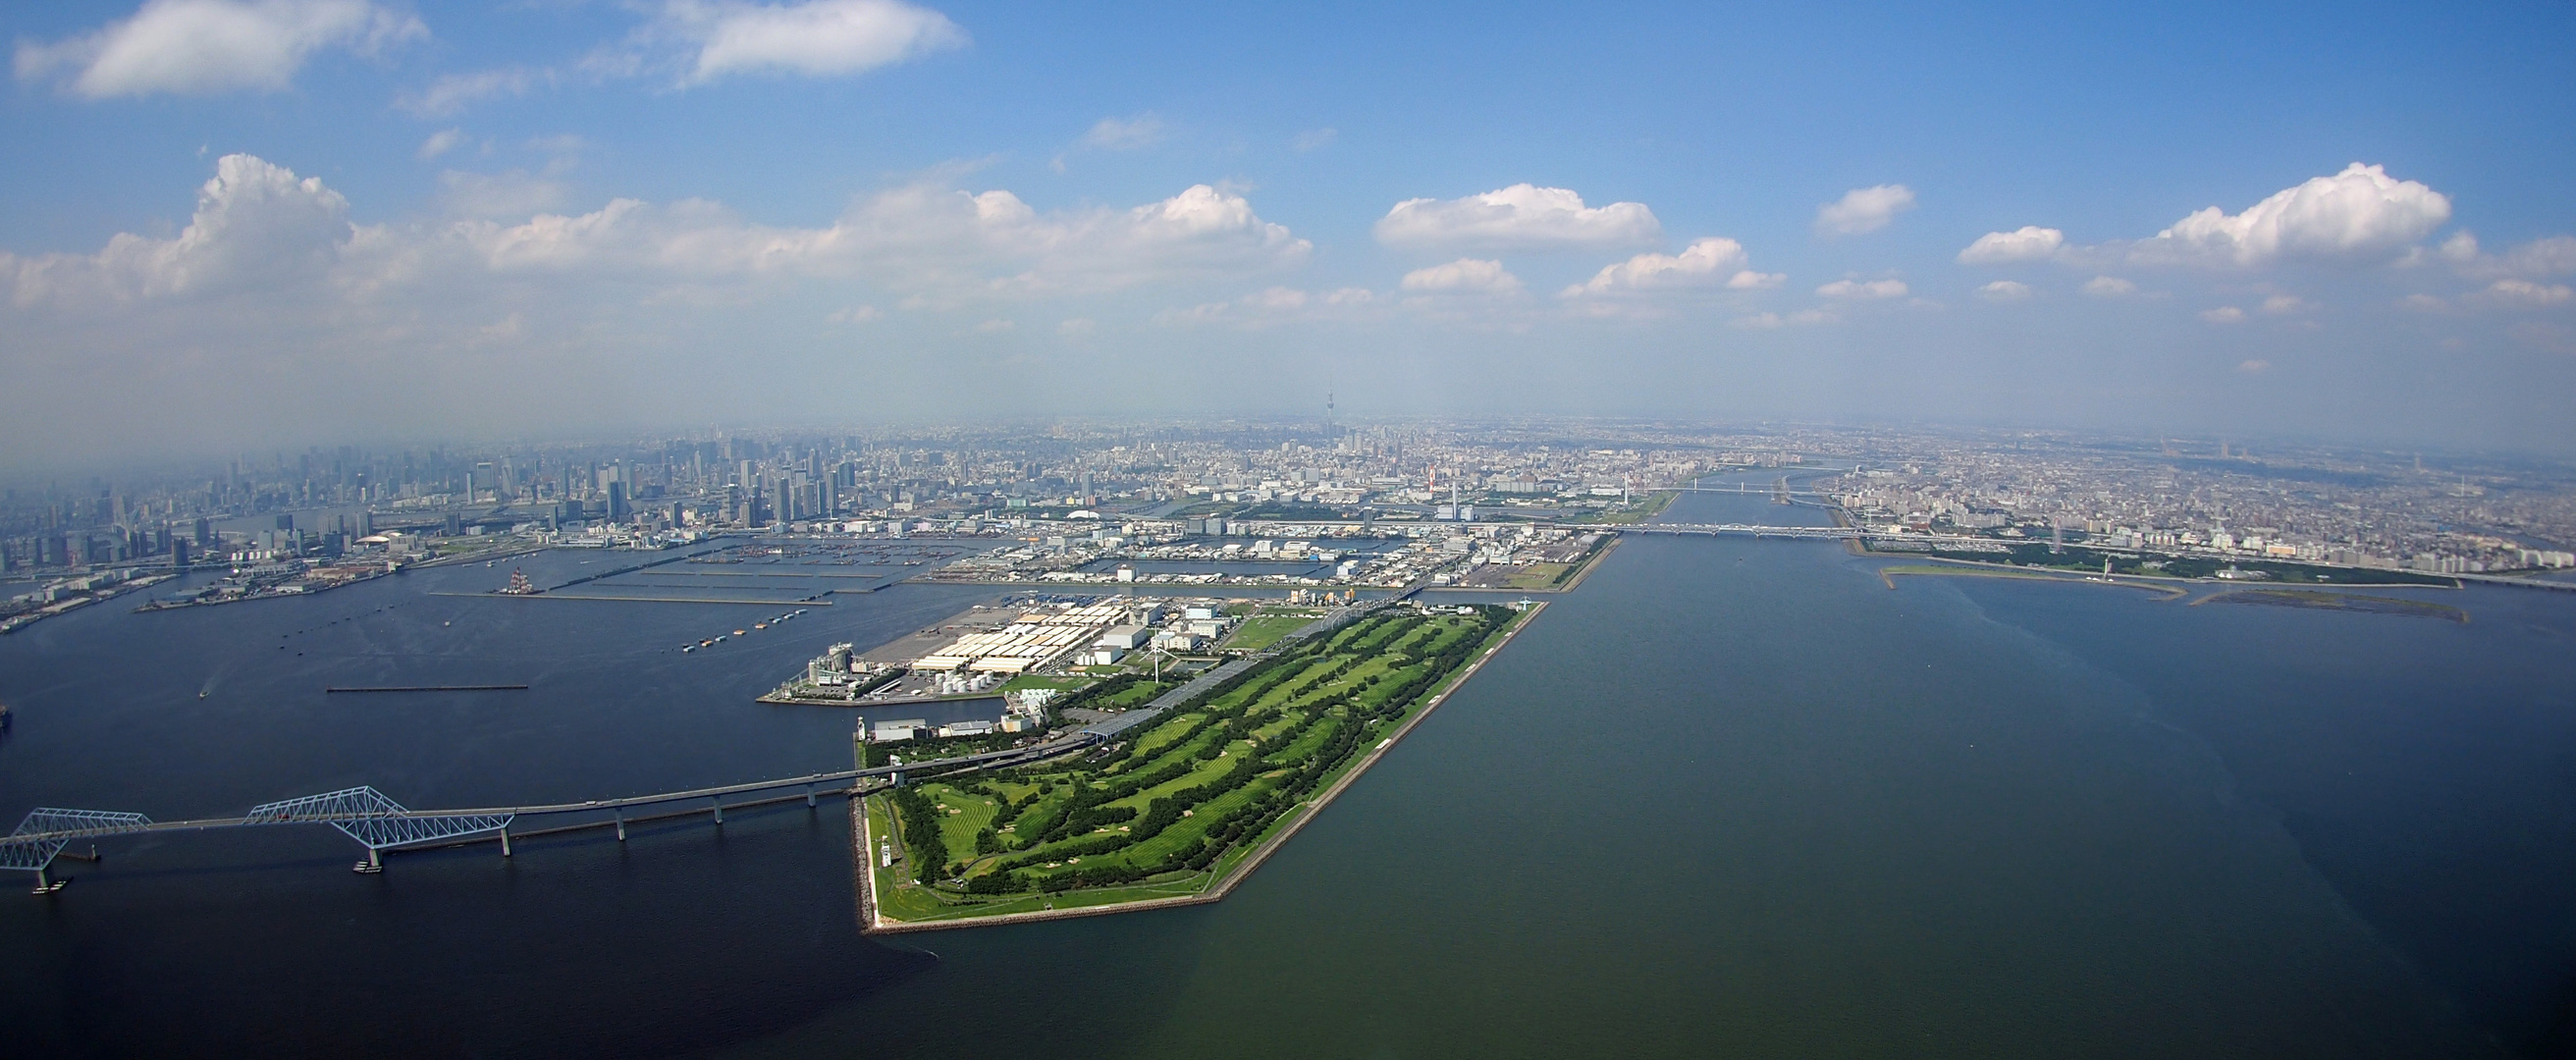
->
xmin=3 ymin=734 xmax=1100 ymax=887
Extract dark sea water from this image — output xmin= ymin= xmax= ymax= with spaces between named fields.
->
xmin=5 ymin=484 xmax=2573 ymax=1058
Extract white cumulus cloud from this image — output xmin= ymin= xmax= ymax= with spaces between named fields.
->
xmin=2136 ymin=163 xmax=2450 ymax=267
xmin=1957 ymin=226 xmax=2066 ymax=265
xmin=1976 ymin=280 xmax=2032 ymax=301
xmin=1375 ymin=185 xmax=1661 ymax=253
xmin=655 ymin=0 xmax=965 ymax=85
xmin=4 ymin=153 xmax=351 ymax=304
xmin=1400 ymin=258 xmax=1521 ymax=294
xmin=0 ymin=154 xmax=1325 ymax=456
xmin=0 ymin=154 xmax=1310 ymax=315
xmin=2261 ymin=293 xmax=2317 ymax=315
xmin=1562 ymin=238 xmax=1780 ymax=296
xmin=16 ymin=0 xmax=424 ymax=98
xmin=1817 ymin=278 xmax=1907 ymax=299
xmin=1815 ymin=185 xmax=1915 ymax=237
xmin=1966 ymin=166 xmax=2455 ymax=272
xmin=2082 ymin=275 xmax=2137 ymax=296
xmin=2199 ymin=306 xmax=2246 ymax=324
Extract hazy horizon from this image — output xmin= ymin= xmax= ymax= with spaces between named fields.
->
xmin=5 ymin=1 xmax=2572 ymax=463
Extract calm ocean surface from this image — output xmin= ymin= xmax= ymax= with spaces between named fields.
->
xmin=4 ymin=483 xmax=2571 ymax=1058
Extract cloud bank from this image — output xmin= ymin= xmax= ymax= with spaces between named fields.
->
xmin=1375 ymin=185 xmax=1662 ymax=253
xmin=1562 ymin=238 xmax=1781 ymax=297
xmin=1960 ymin=164 xmax=2453 ymax=270
xmin=1401 ymin=258 xmax=1521 ymax=294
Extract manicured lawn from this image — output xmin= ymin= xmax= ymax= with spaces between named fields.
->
xmin=1127 ymin=711 xmax=1206 ymax=758
xmin=1224 ymin=612 xmax=1317 ymax=652
xmin=925 ymin=784 xmax=1001 ymax=865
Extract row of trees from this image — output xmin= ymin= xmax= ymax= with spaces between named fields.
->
xmin=888 ymin=785 xmax=948 ymax=885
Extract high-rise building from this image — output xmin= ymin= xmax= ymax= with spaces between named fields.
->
xmin=607 ymin=481 xmax=630 ymax=524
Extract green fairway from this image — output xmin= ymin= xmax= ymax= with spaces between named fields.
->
xmin=1223 ymin=611 xmax=1321 ymax=652
xmin=862 ymin=603 xmax=1533 ymax=928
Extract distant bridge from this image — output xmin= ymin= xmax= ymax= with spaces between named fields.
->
xmin=1615 ymin=523 xmax=2001 ymax=548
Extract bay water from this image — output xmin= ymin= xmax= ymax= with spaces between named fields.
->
xmin=3 ymin=485 xmax=2570 ymax=1057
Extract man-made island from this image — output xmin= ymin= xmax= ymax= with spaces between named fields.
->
xmin=852 ymin=600 xmax=1537 ymax=931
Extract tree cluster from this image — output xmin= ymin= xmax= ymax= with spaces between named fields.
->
xmin=888 ymin=785 xmax=948 ymax=885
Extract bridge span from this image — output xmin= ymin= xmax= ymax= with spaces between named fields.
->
xmin=3 ymin=733 xmax=1100 ymax=888
xmin=1615 ymin=523 xmax=1996 ymax=548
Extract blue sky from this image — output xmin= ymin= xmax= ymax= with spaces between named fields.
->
xmin=4 ymin=0 xmax=2573 ymax=461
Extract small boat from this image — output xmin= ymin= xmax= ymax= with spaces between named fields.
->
xmin=351 ymin=861 xmax=381 ymax=874
xmin=31 ymin=877 xmax=67 ymax=894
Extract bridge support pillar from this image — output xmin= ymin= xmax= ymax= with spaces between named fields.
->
xmin=31 ymin=865 xmax=47 ymax=892
xmin=499 ymin=824 xmax=511 ymax=858
xmin=367 ymin=847 xmax=381 ymax=871
xmin=711 ymin=795 xmax=724 ymax=825
xmin=805 ymin=783 xmax=816 ymax=808
xmin=614 ymin=808 xmax=626 ymax=842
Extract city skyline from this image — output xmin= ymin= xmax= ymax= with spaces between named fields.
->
xmin=4 ymin=1 xmax=2574 ymax=463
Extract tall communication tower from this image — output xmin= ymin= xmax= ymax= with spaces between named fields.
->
xmin=1324 ymin=377 xmax=1339 ymax=450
